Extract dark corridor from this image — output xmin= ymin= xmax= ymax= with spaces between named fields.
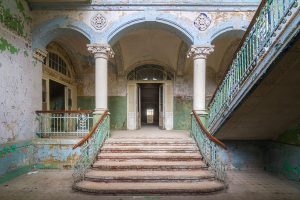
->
xmin=140 ymin=83 xmax=160 ymax=126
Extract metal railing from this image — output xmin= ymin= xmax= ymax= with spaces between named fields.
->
xmin=72 ymin=110 xmax=110 ymax=182
xmin=208 ymin=0 xmax=299 ymax=128
xmin=191 ymin=111 xmax=227 ymax=182
xmin=36 ymin=110 xmax=93 ymax=137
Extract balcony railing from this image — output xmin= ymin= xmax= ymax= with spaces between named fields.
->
xmin=208 ymin=0 xmax=299 ymax=129
xmin=191 ymin=111 xmax=227 ymax=182
xmin=36 ymin=110 xmax=93 ymax=138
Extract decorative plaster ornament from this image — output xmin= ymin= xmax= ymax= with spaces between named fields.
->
xmin=91 ymin=13 xmax=107 ymax=30
xmin=194 ymin=13 xmax=211 ymax=31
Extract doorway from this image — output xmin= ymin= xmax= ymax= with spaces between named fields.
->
xmin=49 ymin=80 xmax=65 ymax=110
xmin=140 ymin=83 xmax=160 ymax=126
xmin=127 ymin=81 xmax=173 ymax=130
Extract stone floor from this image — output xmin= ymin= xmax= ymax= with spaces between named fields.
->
xmin=0 ymin=169 xmax=300 ymax=200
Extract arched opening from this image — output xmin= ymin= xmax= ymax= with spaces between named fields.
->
xmin=107 ymin=20 xmax=189 ymax=131
xmin=206 ymin=29 xmax=245 ymax=103
xmin=40 ymin=28 xmax=91 ymax=111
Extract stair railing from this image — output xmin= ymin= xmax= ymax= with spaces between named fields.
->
xmin=72 ymin=110 xmax=110 ymax=182
xmin=208 ymin=0 xmax=299 ymax=129
xmin=191 ymin=111 xmax=227 ymax=182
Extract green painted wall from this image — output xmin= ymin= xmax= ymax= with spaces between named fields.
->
xmin=78 ymin=96 xmax=127 ymax=130
xmin=77 ymin=96 xmax=95 ymax=110
xmin=275 ymin=123 xmax=300 ymax=146
xmin=173 ymin=97 xmax=192 ymax=130
xmin=108 ymin=96 xmax=127 ymax=130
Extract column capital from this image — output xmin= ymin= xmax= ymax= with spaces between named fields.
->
xmin=187 ymin=45 xmax=214 ymax=60
xmin=33 ymin=48 xmax=48 ymax=63
xmin=87 ymin=43 xmax=115 ymax=59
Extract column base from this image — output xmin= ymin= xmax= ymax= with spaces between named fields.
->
xmin=193 ymin=110 xmax=208 ymax=128
xmin=93 ymin=109 xmax=108 ymax=125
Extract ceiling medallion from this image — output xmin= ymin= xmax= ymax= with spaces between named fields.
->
xmin=91 ymin=13 xmax=107 ymax=30
xmin=194 ymin=13 xmax=211 ymax=31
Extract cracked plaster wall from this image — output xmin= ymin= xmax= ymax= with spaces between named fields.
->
xmin=0 ymin=0 xmax=40 ymax=145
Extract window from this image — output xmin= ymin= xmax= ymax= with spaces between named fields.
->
xmin=127 ymin=65 xmax=173 ymax=81
xmin=47 ymin=52 xmax=69 ymax=77
xmin=147 ymin=109 xmax=154 ymax=116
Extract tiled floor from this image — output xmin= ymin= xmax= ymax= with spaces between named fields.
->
xmin=0 ymin=169 xmax=299 ymax=200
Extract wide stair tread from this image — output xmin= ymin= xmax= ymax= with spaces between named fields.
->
xmin=92 ymin=160 xmax=207 ymax=170
xmin=85 ymin=169 xmax=215 ymax=182
xmin=74 ymin=180 xmax=225 ymax=194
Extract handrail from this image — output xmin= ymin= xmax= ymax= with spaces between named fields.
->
xmin=207 ymin=0 xmax=299 ymax=129
xmin=36 ymin=110 xmax=93 ymax=114
xmin=192 ymin=110 xmax=226 ymax=149
xmin=73 ymin=110 xmax=108 ymax=149
xmin=208 ymin=0 xmax=266 ymax=106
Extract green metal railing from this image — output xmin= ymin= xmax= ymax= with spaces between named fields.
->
xmin=208 ymin=0 xmax=299 ymax=128
xmin=72 ymin=111 xmax=110 ymax=182
xmin=191 ymin=111 xmax=227 ymax=182
xmin=36 ymin=110 xmax=93 ymax=137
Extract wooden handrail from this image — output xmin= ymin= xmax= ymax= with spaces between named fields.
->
xmin=36 ymin=110 xmax=93 ymax=114
xmin=73 ymin=110 xmax=109 ymax=149
xmin=208 ymin=0 xmax=267 ymax=107
xmin=192 ymin=110 xmax=227 ymax=149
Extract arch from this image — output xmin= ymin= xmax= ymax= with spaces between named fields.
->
xmin=99 ymin=12 xmax=200 ymax=46
xmin=127 ymin=64 xmax=174 ymax=81
xmin=207 ymin=18 xmax=249 ymax=42
xmin=124 ymin=59 xmax=175 ymax=77
xmin=32 ymin=16 xmax=95 ymax=49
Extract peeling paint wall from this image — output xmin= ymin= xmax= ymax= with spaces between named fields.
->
xmin=265 ymin=142 xmax=300 ymax=182
xmin=32 ymin=139 xmax=81 ymax=170
xmin=223 ymin=140 xmax=300 ymax=182
xmin=0 ymin=0 xmax=43 ymax=182
xmin=0 ymin=140 xmax=33 ymax=183
xmin=0 ymin=0 xmax=40 ymax=144
xmin=174 ymin=96 xmax=192 ymax=130
xmin=108 ymin=96 xmax=127 ymax=129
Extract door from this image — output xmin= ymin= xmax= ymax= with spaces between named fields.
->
xmin=159 ymin=84 xmax=164 ymax=129
xmin=164 ymin=82 xmax=173 ymax=130
xmin=136 ymin=84 xmax=141 ymax=129
xmin=127 ymin=83 xmax=140 ymax=130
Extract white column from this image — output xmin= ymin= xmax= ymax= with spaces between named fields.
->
xmin=87 ymin=44 xmax=114 ymax=113
xmin=187 ymin=45 xmax=214 ymax=114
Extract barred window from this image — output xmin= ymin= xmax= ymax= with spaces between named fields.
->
xmin=48 ymin=52 xmax=69 ymax=76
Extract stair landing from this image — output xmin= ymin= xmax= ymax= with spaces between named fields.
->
xmin=73 ymin=127 xmax=226 ymax=194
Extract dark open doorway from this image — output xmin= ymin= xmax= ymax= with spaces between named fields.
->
xmin=49 ymin=80 xmax=65 ymax=110
xmin=139 ymin=83 xmax=160 ymax=126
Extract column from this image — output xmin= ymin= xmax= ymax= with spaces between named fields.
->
xmin=187 ymin=45 xmax=214 ymax=114
xmin=87 ymin=43 xmax=114 ymax=113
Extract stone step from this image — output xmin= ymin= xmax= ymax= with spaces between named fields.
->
xmin=98 ymin=152 xmax=202 ymax=160
xmin=74 ymin=180 xmax=225 ymax=194
xmin=85 ymin=170 xmax=215 ymax=182
xmin=101 ymin=145 xmax=197 ymax=150
xmin=101 ymin=149 xmax=198 ymax=153
xmin=92 ymin=160 xmax=207 ymax=170
xmin=105 ymin=139 xmax=194 ymax=145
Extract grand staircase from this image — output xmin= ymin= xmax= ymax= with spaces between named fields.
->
xmin=73 ymin=135 xmax=226 ymax=194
